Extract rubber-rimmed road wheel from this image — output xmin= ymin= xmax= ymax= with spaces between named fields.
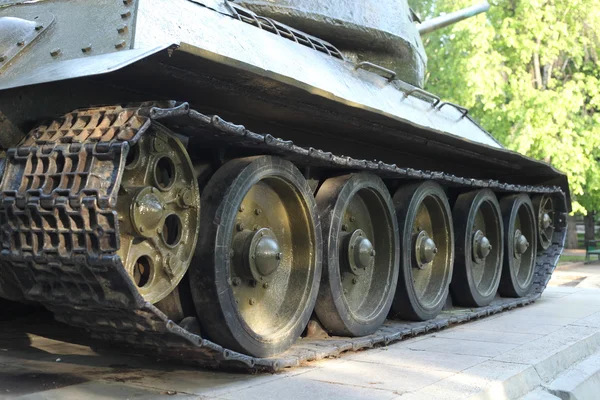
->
xmin=499 ymin=194 xmax=537 ymax=298
xmin=533 ymin=195 xmax=555 ymax=250
xmin=392 ymin=181 xmax=454 ymax=321
xmin=315 ymin=173 xmax=399 ymax=336
xmin=190 ymin=156 xmax=322 ymax=357
xmin=451 ymin=190 xmax=503 ymax=307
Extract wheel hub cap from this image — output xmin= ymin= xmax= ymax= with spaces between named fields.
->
xmin=472 ymin=230 xmax=492 ymax=262
xmin=131 ymin=187 xmax=166 ymax=238
xmin=348 ymin=229 xmax=375 ymax=275
xmin=542 ymin=213 xmax=552 ymax=229
xmin=250 ymin=228 xmax=282 ymax=277
xmin=514 ymin=229 xmax=530 ymax=256
xmin=415 ymin=230 xmax=438 ymax=269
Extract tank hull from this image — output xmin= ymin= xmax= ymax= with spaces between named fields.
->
xmin=0 ymin=0 xmax=570 ymax=369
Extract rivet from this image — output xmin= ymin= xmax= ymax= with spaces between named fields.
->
xmin=250 ymin=280 xmax=257 ymax=287
xmin=82 ymin=45 xmax=92 ymax=53
xmin=0 ymin=54 xmax=6 ymax=62
xmin=239 ymin=205 xmax=245 ymax=212
xmin=232 ymin=277 xmax=241 ymax=286
xmin=254 ymin=208 xmax=261 ymax=215
xmin=263 ymin=282 xmax=269 ymax=289
xmin=35 ymin=25 xmax=43 ymax=31
xmin=50 ymin=48 xmax=61 ymax=57
xmin=352 ymin=278 xmax=358 ymax=284
xmin=249 ymin=298 xmax=256 ymax=305
xmin=115 ymin=40 xmax=126 ymax=49
xmin=16 ymin=41 xmax=25 ymax=47
xmin=122 ymin=0 xmax=133 ymax=4
xmin=350 ymin=216 xmax=356 ymax=222
xmin=121 ymin=11 xmax=132 ymax=19
xmin=342 ymin=224 xmax=348 ymax=231
xmin=117 ymin=25 xmax=128 ymax=34
xmin=236 ymin=222 xmax=244 ymax=232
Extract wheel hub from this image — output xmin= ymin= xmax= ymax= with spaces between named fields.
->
xmin=542 ymin=213 xmax=552 ymax=230
xmin=249 ymin=228 xmax=282 ymax=278
xmin=347 ymin=229 xmax=375 ymax=275
xmin=131 ymin=187 xmax=166 ymax=238
xmin=472 ymin=230 xmax=492 ymax=262
xmin=514 ymin=229 xmax=530 ymax=257
xmin=415 ymin=230 xmax=438 ymax=269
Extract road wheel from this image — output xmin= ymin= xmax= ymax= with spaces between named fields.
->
xmin=533 ymin=195 xmax=555 ymax=250
xmin=451 ymin=190 xmax=503 ymax=307
xmin=392 ymin=181 xmax=454 ymax=321
xmin=499 ymin=194 xmax=537 ymax=297
xmin=315 ymin=173 xmax=399 ymax=336
xmin=190 ymin=156 xmax=321 ymax=357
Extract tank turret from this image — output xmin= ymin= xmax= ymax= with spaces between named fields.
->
xmin=237 ymin=0 xmax=490 ymax=87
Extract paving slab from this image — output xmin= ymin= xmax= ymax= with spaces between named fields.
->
xmin=345 ymin=347 xmax=488 ymax=373
xmin=13 ymin=381 xmax=199 ymax=400
xmin=544 ymin=350 xmax=600 ymax=399
xmin=520 ymin=389 xmax=561 ymax=400
xmin=1 ymin=287 xmax=600 ymax=400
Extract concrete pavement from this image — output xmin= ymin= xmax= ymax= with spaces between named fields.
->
xmin=2 ymin=287 xmax=600 ymax=400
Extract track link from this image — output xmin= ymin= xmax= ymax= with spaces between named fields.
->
xmin=0 ymin=102 xmax=567 ymax=372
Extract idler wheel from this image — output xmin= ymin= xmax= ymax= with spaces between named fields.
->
xmin=533 ymin=195 xmax=555 ymax=250
xmin=116 ymin=125 xmax=200 ymax=304
xmin=315 ymin=173 xmax=399 ymax=336
xmin=392 ymin=181 xmax=454 ymax=321
xmin=499 ymin=194 xmax=537 ymax=298
xmin=191 ymin=156 xmax=321 ymax=357
xmin=451 ymin=190 xmax=503 ymax=307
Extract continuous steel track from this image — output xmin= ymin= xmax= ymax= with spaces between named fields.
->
xmin=0 ymin=102 xmax=567 ymax=372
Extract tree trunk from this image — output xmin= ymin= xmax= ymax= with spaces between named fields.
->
xmin=584 ymin=212 xmax=596 ymax=244
xmin=566 ymin=214 xmax=579 ymax=249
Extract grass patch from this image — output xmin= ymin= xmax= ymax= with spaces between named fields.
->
xmin=559 ymin=255 xmax=587 ymax=264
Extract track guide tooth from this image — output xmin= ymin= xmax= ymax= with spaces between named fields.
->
xmin=0 ymin=103 xmax=567 ymax=372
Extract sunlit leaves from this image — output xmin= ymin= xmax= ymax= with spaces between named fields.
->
xmin=410 ymin=0 xmax=600 ymax=213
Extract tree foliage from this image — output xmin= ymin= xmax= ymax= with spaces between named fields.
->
xmin=409 ymin=0 xmax=600 ymax=214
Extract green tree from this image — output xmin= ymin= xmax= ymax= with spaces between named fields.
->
xmin=410 ymin=0 xmax=600 ymax=217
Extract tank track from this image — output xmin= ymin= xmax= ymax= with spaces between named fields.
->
xmin=0 ymin=102 xmax=567 ymax=372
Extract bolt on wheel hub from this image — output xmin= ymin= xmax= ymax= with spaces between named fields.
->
xmin=414 ymin=230 xmax=438 ymax=269
xmin=472 ymin=230 xmax=492 ymax=262
xmin=347 ymin=229 xmax=375 ymax=275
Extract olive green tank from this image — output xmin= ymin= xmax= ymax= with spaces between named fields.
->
xmin=0 ymin=0 xmax=569 ymax=370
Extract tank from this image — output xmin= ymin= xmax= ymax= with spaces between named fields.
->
xmin=0 ymin=0 xmax=569 ymax=371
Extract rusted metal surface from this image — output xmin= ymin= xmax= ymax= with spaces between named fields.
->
xmin=0 ymin=102 xmax=567 ymax=372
